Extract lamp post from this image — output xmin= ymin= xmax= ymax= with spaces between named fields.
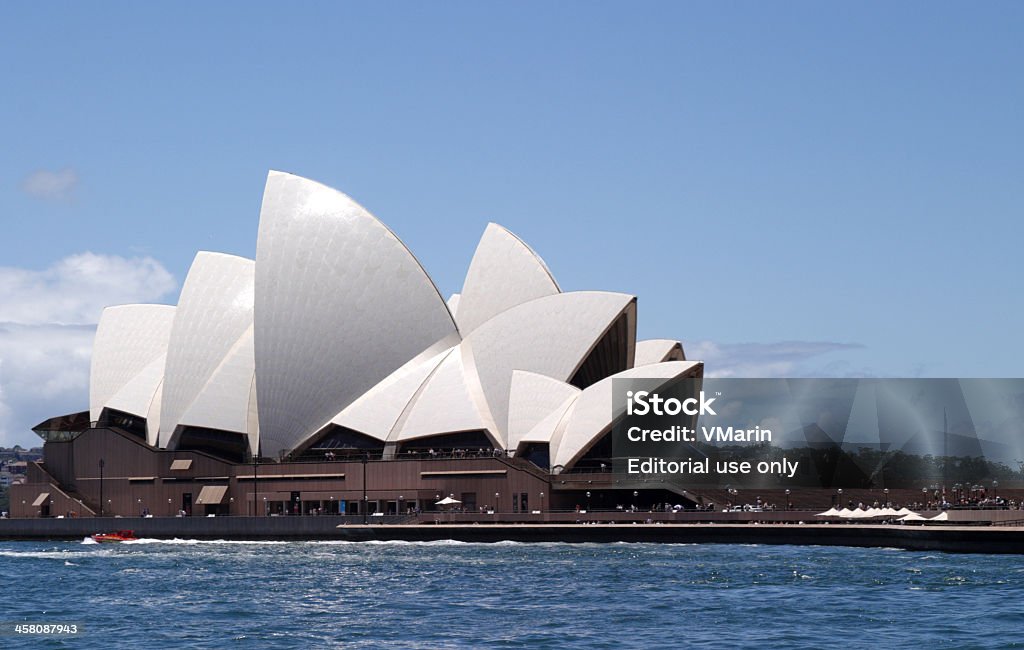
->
xmin=399 ymin=495 xmax=404 ymax=516
xmin=98 ymin=459 xmax=105 ymax=516
xmin=495 ymin=492 xmax=500 ymax=516
xmin=837 ymin=488 xmax=843 ymax=509
xmin=922 ymin=487 xmax=928 ymax=509
xmin=632 ymin=490 xmax=638 ymax=512
xmin=168 ymin=498 xmax=172 ymax=517
xmin=362 ymin=453 xmax=369 ymax=524
xmin=540 ymin=491 xmax=545 ymax=514
xmin=587 ymin=491 xmax=592 ymax=513
xmin=993 ymin=480 xmax=999 ymax=500
xmin=252 ymin=445 xmax=259 ymax=517
xmin=883 ymin=488 xmax=890 ymax=508
xmin=263 ymin=496 xmax=267 ymax=516
xmin=785 ymin=488 xmax=791 ymax=511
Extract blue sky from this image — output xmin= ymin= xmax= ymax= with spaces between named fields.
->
xmin=1 ymin=2 xmax=1021 ymax=446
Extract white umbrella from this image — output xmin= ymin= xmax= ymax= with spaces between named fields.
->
xmin=435 ymin=496 xmax=461 ymax=505
xmin=880 ymin=507 xmax=899 ymax=517
xmin=895 ymin=507 xmax=914 ymax=516
xmin=837 ymin=508 xmax=855 ymax=517
xmin=816 ymin=507 xmax=841 ymax=517
xmin=930 ymin=512 xmax=949 ymax=521
xmin=847 ymin=508 xmax=873 ymax=519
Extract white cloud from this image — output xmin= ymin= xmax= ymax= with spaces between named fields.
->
xmin=0 ymin=253 xmax=177 ymax=325
xmin=0 ymin=254 xmax=177 ymax=447
xmin=0 ymin=324 xmax=94 ymax=447
xmin=20 ymin=167 xmax=79 ymax=201
xmin=687 ymin=340 xmax=870 ymax=378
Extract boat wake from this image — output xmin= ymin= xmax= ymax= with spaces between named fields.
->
xmin=0 ymin=549 xmax=107 ymax=559
xmin=119 ymin=538 xmax=291 ymax=545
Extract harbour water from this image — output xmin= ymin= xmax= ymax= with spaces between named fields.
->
xmin=1 ymin=539 xmax=1022 ymax=648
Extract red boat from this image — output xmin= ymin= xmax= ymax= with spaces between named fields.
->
xmin=91 ymin=530 xmax=138 ymax=543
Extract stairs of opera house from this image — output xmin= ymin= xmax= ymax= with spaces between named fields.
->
xmin=31 ymin=461 xmax=100 ymax=516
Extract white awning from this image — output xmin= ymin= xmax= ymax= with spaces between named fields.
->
xmin=196 ymin=485 xmax=229 ymax=505
xmin=899 ymin=512 xmax=928 ymax=521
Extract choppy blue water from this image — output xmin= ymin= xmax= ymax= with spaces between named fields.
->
xmin=1 ymin=539 xmax=1023 ymax=649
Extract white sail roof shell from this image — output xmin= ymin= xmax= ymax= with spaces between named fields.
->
xmin=104 ymin=354 xmax=167 ymax=446
xmin=446 ymin=293 xmax=461 ymax=317
xmin=145 ymin=379 xmax=165 ymax=447
xmin=550 ymin=361 xmax=702 ymax=470
xmin=507 ymin=370 xmax=581 ymax=450
xmin=634 ymin=339 xmax=685 ymax=366
xmin=81 ymin=173 xmax=706 ymax=463
xmin=518 ymin=394 xmax=579 ymax=447
xmin=461 ymin=290 xmax=635 ymax=442
xmin=158 ymin=252 xmax=255 ymax=447
xmin=329 ymin=348 xmax=450 ymax=441
xmin=455 ymin=223 xmax=560 ymax=335
xmin=175 ymin=325 xmax=256 ymax=446
xmin=254 ymin=171 xmax=459 ymax=457
xmin=245 ymin=377 xmax=259 ymax=455
xmin=89 ymin=304 xmax=175 ymax=422
xmin=393 ymin=346 xmax=496 ymax=443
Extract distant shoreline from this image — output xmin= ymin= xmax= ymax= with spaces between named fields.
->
xmin=2 ymin=518 xmax=1024 ymax=554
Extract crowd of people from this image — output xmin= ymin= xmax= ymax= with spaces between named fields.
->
xmin=316 ymin=448 xmax=510 ymax=462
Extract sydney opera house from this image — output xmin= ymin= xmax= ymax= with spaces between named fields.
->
xmin=11 ymin=171 xmax=705 ymax=519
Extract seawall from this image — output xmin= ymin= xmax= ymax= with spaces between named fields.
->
xmin=2 ymin=517 xmax=1024 ymax=554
